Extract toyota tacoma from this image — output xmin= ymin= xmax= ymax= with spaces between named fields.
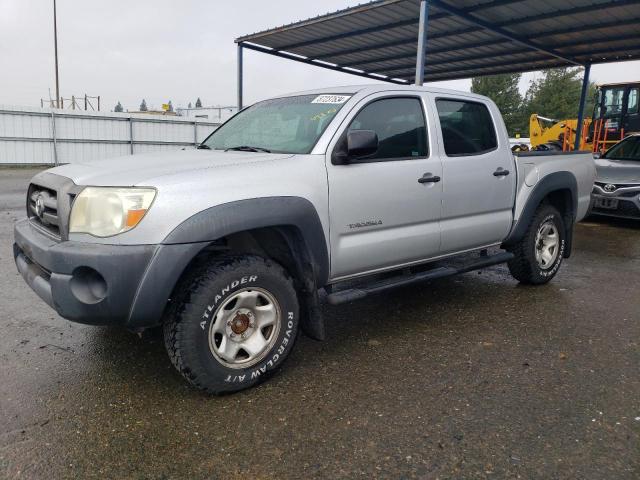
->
xmin=14 ymin=85 xmax=595 ymax=393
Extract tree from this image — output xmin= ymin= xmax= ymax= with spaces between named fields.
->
xmin=188 ymin=102 xmax=192 ymax=109
xmin=139 ymin=99 xmax=148 ymax=112
xmin=195 ymin=97 xmax=202 ymax=108
xmin=167 ymin=100 xmax=173 ymax=112
xmin=471 ymin=73 xmax=526 ymax=136
xmin=524 ymin=67 xmax=596 ymax=122
xmin=114 ymin=101 xmax=123 ymax=112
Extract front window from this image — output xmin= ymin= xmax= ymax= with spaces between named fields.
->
xmin=603 ymin=135 xmax=640 ymax=161
xmin=346 ymin=97 xmax=428 ymax=160
xmin=602 ymin=87 xmax=625 ymax=116
xmin=201 ymin=94 xmax=351 ymax=154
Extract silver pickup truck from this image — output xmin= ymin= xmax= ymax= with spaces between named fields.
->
xmin=14 ymin=85 xmax=595 ymax=393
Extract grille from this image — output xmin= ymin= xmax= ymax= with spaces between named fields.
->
xmin=593 ymin=183 xmax=640 ymax=198
xmin=619 ymin=191 xmax=640 ymax=198
xmin=594 ymin=182 xmax=639 ymax=190
xmin=28 ymin=184 xmax=61 ymax=238
xmin=592 ymin=199 xmax=640 ymax=218
xmin=594 ymin=182 xmax=640 ymax=193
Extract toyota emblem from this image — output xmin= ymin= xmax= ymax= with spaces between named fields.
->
xmin=603 ymin=183 xmax=617 ymax=193
xmin=35 ymin=194 xmax=45 ymax=219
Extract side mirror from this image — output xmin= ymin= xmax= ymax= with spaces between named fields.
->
xmin=331 ymin=129 xmax=379 ymax=165
xmin=593 ymin=152 xmax=601 ymax=159
xmin=347 ymin=130 xmax=378 ymax=158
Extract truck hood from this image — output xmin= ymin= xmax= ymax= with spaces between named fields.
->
xmin=595 ymin=158 xmax=640 ymax=184
xmin=48 ymin=149 xmax=294 ymax=186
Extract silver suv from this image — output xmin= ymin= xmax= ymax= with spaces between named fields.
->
xmin=14 ymin=85 xmax=595 ymax=393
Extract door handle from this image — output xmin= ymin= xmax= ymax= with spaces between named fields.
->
xmin=493 ymin=169 xmax=510 ymax=177
xmin=418 ymin=174 xmax=441 ymax=184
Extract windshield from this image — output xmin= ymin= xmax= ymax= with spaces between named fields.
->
xmin=603 ymin=135 xmax=640 ymax=161
xmin=601 ymin=87 xmax=625 ymax=116
xmin=201 ymin=94 xmax=351 ymax=154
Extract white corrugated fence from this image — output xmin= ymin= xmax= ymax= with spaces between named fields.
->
xmin=0 ymin=105 xmax=221 ymax=165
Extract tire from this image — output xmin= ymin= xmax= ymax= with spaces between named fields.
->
xmin=507 ymin=204 xmax=566 ymax=285
xmin=163 ymin=255 xmax=300 ymax=394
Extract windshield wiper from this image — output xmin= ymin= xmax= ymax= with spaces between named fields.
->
xmin=224 ymin=145 xmax=271 ymax=153
xmin=197 ymin=144 xmax=211 ymax=150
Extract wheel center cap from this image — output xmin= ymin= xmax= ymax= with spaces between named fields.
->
xmin=230 ymin=313 xmax=250 ymax=334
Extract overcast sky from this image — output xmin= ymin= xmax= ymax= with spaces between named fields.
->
xmin=1 ymin=0 xmax=639 ymax=111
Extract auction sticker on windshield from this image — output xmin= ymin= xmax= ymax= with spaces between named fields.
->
xmin=311 ymin=95 xmax=351 ymax=104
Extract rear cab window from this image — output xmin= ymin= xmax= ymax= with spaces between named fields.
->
xmin=435 ymin=99 xmax=498 ymax=156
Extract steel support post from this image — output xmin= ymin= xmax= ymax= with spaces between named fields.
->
xmin=237 ymin=44 xmax=244 ymax=110
xmin=574 ymin=63 xmax=591 ymax=150
xmin=415 ymin=0 xmax=430 ymax=86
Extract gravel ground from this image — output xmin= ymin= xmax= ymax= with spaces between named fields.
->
xmin=1 ymin=167 xmax=638 ymax=479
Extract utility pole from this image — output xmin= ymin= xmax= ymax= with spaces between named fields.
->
xmin=53 ymin=0 xmax=60 ymax=108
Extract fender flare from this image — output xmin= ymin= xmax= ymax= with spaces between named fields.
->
xmin=163 ymin=196 xmax=329 ymax=284
xmin=127 ymin=197 xmax=329 ymax=329
xmin=502 ymin=171 xmax=578 ymax=257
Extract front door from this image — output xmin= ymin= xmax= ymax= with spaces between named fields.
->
xmin=326 ymin=94 xmax=442 ymax=280
xmin=624 ymin=86 xmax=640 ymax=134
xmin=432 ymin=97 xmax=516 ymax=254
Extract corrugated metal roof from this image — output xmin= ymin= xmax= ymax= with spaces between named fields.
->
xmin=236 ymin=0 xmax=640 ymax=83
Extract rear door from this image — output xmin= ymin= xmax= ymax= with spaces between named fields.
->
xmin=431 ymin=96 xmax=516 ymax=254
xmin=326 ymin=93 xmax=443 ymax=280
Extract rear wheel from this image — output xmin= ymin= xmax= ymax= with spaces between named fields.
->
xmin=163 ymin=255 xmax=299 ymax=394
xmin=508 ymin=204 xmax=566 ymax=284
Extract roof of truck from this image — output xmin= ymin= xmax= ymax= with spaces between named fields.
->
xmin=283 ymin=83 xmax=490 ymax=100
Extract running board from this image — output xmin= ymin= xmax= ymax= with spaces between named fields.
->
xmin=326 ymin=252 xmax=514 ymax=305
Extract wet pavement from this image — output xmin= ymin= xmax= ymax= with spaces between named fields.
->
xmin=1 ymin=168 xmax=639 ymax=479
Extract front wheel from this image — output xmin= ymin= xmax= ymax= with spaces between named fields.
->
xmin=508 ymin=204 xmax=566 ymax=284
xmin=163 ymin=255 xmax=300 ymax=394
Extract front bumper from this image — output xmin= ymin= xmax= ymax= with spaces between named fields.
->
xmin=13 ymin=219 xmax=203 ymax=327
xmin=14 ymin=219 xmax=156 ymax=325
xmin=590 ymin=184 xmax=640 ymax=220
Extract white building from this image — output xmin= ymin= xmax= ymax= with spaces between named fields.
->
xmin=176 ymin=106 xmax=238 ymax=122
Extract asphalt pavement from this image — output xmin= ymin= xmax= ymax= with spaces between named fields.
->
xmin=1 ymin=167 xmax=638 ymax=479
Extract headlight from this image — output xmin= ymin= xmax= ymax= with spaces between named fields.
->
xmin=69 ymin=187 xmax=156 ymax=237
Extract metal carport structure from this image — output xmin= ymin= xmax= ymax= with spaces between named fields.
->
xmin=235 ymin=0 xmax=640 ymax=148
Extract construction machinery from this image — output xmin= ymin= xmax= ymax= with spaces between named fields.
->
xmin=529 ymin=82 xmax=640 ymax=152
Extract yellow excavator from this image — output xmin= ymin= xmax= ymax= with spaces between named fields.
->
xmin=529 ymin=81 xmax=640 ymax=152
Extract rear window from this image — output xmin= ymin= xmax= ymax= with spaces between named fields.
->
xmin=436 ymin=99 xmax=497 ymax=156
